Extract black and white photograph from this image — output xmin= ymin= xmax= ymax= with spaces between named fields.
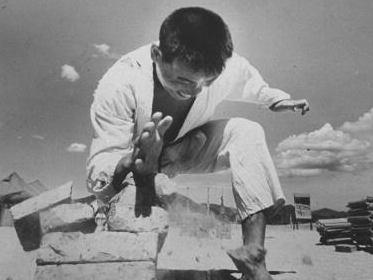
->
xmin=1 ymin=0 xmax=373 ymax=279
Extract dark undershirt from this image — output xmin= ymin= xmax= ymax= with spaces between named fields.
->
xmin=152 ymin=63 xmax=196 ymax=144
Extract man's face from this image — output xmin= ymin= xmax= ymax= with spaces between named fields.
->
xmin=155 ymin=57 xmax=220 ymax=101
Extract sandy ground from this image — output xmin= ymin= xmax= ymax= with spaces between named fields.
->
xmin=1 ymin=224 xmax=373 ymax=280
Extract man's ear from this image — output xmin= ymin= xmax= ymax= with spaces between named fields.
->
xmin=151 ymin=44 xmax=162 ymax=62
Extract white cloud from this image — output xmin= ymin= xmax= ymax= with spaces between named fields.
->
xmin=93 ymin=43 xmax=120 ymax=60
xmin=339 ymin=107 xmax=373 ymax=139
xmin=32 ymin=134 xmax=45 ymax=140
xmin=275 ymin=123 xmax=371 ymax=177
xmin=66 ymin=143 xmax=87 ymax=153
xmin=61 ymin=64 xmax=80 ymax=82
xmin=278 ymin=168 xmax=324 ymax=178
xmin=94 ymin=43 xmax=111 ymax=56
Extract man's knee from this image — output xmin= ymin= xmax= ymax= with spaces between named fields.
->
xmin=227 ymin=118 xmax=265 ymax=139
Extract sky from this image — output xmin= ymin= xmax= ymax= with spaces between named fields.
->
xmin=0 ymin=0 xmax=372 ymax=211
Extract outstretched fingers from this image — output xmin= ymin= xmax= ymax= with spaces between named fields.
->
xmin=151 ymin=112 xmax=163 ymax=127
xmin=138 ymin=121 xmax=156 ymax=149
xmin=157 ymin=116 xmax=173 ymax=137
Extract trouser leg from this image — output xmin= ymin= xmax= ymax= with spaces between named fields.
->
xmin=160 ymin=118 xmax=280 ymax=280
xmin=160 ymin=118 xmax=285 ymax=220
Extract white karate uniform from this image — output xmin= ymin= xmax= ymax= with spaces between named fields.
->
xmin=87 ymin=43 xmax=289 ymax=219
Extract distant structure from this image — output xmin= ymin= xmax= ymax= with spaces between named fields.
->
xmin=0 ymin=172 xmax=48 ymax=226
xmin=219 ymin=188 xmax=225 ymax=217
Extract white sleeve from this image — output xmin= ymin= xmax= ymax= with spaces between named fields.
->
xmin=86 ymin=64 xmax=137 ymax=202
xmin=226 ymin=53 xmax=291 ymax=107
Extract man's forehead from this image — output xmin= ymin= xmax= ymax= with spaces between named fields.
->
xmin=170 ymin=58 xmax=219 ymax=79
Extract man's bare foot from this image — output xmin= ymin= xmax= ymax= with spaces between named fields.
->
xmin=133 ymin=112 xmax=172 ymax=174
xmin=227 ymin=244 xmax=273 ymax=280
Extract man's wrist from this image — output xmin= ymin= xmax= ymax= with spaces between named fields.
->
xmin=133 ymin=172 xmax=157 ymax=187
xmin=269 ymin=98 xmax=291 ymax=111
xmin=112 ymin=156 xmax=134 ymax=192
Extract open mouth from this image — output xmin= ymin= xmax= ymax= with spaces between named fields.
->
xmin=176 ymin=91 xmax=192 ymax=99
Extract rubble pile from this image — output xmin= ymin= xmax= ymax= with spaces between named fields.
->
xmin=347 ymin=196 xmax=373 ymax=253
xmin=10 ymin=181 xmax=169 ymax=280
xmin=316 ymin=218 xmax=352 ymax=245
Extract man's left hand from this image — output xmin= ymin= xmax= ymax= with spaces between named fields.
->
xmin=269 ymin=99 xmax=310 ymax=115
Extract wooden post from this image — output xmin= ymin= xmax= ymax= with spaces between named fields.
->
xmin=207 ymin=187 xmax=210 ymax=214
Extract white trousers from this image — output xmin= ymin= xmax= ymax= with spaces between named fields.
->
xmin=159 ymin=118 xmax=285 ymax=220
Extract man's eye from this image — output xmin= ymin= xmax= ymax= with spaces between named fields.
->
xmin=176 ymin=79 xmax=192 ymax=85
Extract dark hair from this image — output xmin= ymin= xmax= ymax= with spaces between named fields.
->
xmin=159 ymin=7 xmax=233 ymax=75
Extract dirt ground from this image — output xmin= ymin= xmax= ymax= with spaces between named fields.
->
xmin=1 ymin=224 xmax=373 ymax=280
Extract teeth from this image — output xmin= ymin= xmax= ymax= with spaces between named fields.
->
xmin=179 ymin=92 xmax=190 ymax=98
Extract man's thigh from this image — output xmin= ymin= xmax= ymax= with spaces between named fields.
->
xmin=159 ymin=119 xmax=230 ymax=177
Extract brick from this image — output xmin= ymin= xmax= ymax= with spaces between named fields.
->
xmin=40 ymin=203 xmax=95 ymax=234
xmin=35 ymin=261 xmax=156 ymax=280
xmin=10 ymin=181 xmax=73 ymax=251
xmin=37 ymin=231 xmax=158 ymax=264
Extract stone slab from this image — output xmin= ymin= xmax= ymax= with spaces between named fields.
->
xmin=34 ymin=261 xmax=156 ymax=280
xmin=37 ymin=231 xmax=158 ymax=264
xmin=10 ymin=181 xmax=73 ymax=220
xmin=10 ymin=181 xmax=73 ymax=251
xmin=40 ymin=203 xmax=95 ymax=234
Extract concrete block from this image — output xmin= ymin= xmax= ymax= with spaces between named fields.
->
xmin=108 ymin=203 xmax=168 ymax=232
xmin=35 ymin=261 xmax=156 ymax=280
xmin=108 ymin=173 xmax=176 ymax=205
xmin=10 ymin=181 xmax=73 ymax=251
xmin=109 ymin=183 xmax=137 ymax=205
xmin=37 ymin=231 xmax=158 ymax=264
xmin=40 ymin=203 xmax=95 ymax=234
xmin=108 ymin=203 xmax=169 ymax=252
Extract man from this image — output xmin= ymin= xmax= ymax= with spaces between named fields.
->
xmin=87 ymin=7 xmax=309 ymax=280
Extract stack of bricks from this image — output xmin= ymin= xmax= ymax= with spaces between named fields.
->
xmin=347 ymin=196 xmax=373 ymax=253
xmin=10 ymin=181 xmax=169 ymax=280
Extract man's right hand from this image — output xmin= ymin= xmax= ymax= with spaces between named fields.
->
xmin=133 ymin=112 xmax=173 ymax=175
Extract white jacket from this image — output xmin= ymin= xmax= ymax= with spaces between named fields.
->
xmin=86 ymin=43 xmax=290 ymax=201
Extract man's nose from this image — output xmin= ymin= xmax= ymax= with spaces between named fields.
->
xmin=189 ymin=86 xmax=203 ymax=96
